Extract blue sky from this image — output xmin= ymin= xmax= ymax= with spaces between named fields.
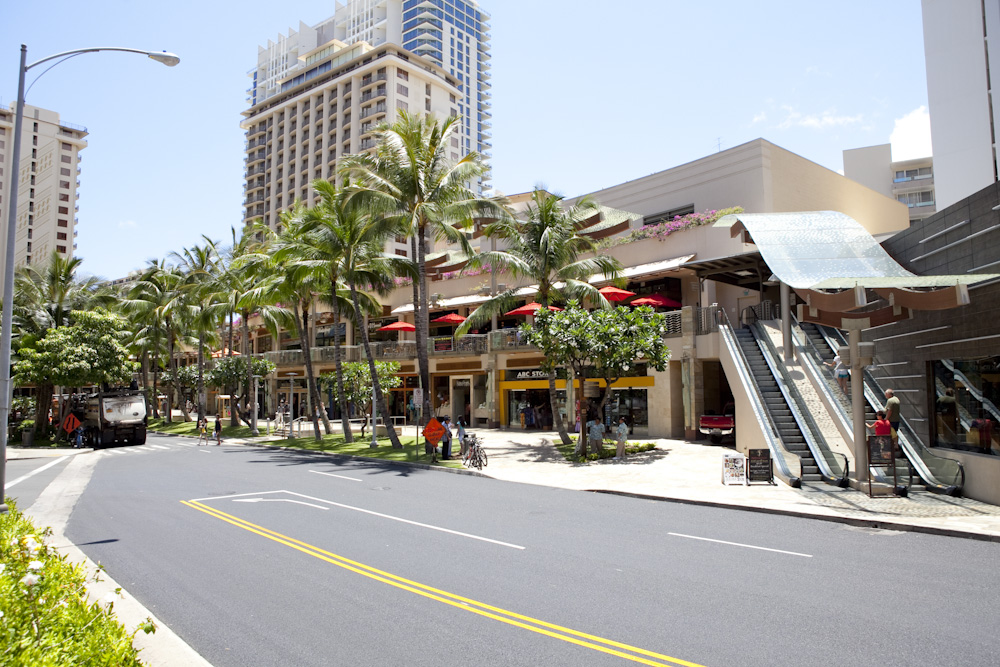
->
xmin=1 ymin=1 xmax=929 ymax=280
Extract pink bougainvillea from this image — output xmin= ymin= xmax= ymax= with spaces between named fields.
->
xmin=596 ymin=206 xmax=744 ymax=249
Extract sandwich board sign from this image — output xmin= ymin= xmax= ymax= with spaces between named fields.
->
xmin=722 ymin=451 xmax=747 ymax=485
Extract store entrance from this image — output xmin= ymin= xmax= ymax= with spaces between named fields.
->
xmin=508 ymin=389 xmax=554 ymax=430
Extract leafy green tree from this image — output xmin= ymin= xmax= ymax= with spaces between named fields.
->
xmin=320 ymin=361 xmax=402 ymax=439
xmin=206 ymin=356 xmax=276 ymax=425
xmin=340 ymin=112 xmax=506 ymax=425
xmin=14 ymin=310 xmax=137 ymax=439
xmin=10 ymin=251 xmax=114 ymax=436
xmin=522 ymin=304 xmax=670 ymax=457
xmin=464 ymin=189 xmax=623 ymax=445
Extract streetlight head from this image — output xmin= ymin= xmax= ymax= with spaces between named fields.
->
xmin=147 ymin=51 xmax=180 ymax=67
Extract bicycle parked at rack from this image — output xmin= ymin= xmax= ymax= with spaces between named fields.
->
xmin=463 ymin=433 xmax=488 ymax=470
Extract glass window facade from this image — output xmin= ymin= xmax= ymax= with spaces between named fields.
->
xmin=931 ymin=358 xmax=1000 ymax=455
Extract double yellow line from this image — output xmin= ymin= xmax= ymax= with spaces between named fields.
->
xmin=182 ymin=500 xmax=705 ymax=667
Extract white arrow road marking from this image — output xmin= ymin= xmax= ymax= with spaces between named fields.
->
xmin=668 ymin=532 xmax=812 ymax=558
xmin=233 ymin=498 xmax=329 ymax=510
xmin=309 ymin=470 xmax=362 ymax=482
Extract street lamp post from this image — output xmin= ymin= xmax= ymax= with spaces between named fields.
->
xmin=251 ymin=374 xmax=261 ymax=437
xmin=0 ymin=45 xmax=179 ymax=513
xmin=286 ymin=373 xmax=297 ymax=440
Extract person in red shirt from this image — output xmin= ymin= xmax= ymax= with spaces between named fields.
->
xmin=866 ymin=410 xmax=892 ymax=436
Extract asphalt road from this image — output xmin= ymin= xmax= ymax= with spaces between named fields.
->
xmin=62 ymin=434 xmax=1000 ymax=667
xmin=5 ymin=451 xmax=76 ymax=511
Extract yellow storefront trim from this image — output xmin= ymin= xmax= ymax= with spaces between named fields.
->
xmin=498 ymin=376 xmax=654 ymax=424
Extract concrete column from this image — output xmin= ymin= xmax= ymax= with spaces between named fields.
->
xmin=850 ymin=328 xmax=867 ymax=483
xmin=780 ymin=281 xmax=794 ymax=364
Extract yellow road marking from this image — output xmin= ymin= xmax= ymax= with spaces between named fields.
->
xmin=182 ymin=500 xmax=706 ymax=667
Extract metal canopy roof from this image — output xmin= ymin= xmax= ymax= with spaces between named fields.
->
xmin=714 ymin=211 xmax=997 ymax=290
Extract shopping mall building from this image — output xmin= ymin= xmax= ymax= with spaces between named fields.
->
xmin=238 ymin=138 xmax=1000 ymax=505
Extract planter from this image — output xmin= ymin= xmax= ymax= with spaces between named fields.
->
xmin=21 ymin=430 xmax=34 ymax=446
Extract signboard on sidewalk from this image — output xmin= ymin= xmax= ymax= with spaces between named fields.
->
xmin=867 ymin=435 xmax=899 ymax=497
xmin=747 ymin=449 xmax=773 ymax=484
xmin=422 ymin=418 xmax=446 ymax=445
xmin=721 ymin=452 xmax=746 ymax=485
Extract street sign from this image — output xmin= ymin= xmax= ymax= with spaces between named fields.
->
xmin=422 ymin=417 xmax=446 ymax=445
xmin=62 ymin=414 xmax=80 ymax=434
xmin=413 ymin=388 xmax=423 ymax=404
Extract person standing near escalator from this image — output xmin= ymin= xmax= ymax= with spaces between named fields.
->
xmin=884 ymin=388 xmax=901 ymax=452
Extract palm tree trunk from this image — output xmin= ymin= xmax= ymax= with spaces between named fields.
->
xmin=330 ymin=289 xmax=353 ymax=442
xmin=415 ymin=225 xmax=432 ymax=422
xmin=350 ymin=284 xmax=403 ymax=449
xmin=241 ymin=311 xmax=257 ymax=435
xmin=297 ymin=301 xmax=323 ymax=441
xmin=228 ymin=310 xmax=239 ymax=428
xmin=140 ymin=351 xmax=151 ymax=419
xmin=151 ymin=351 xmax=161 ymax=420
xmin=166 ymin=330 xmax=176 ymax=424
xmin=537 ymin=290 xmax=573 ymax=446
xmin=575 ymin=366 xmax=588 ymax=458
xmin=197 ymin=331 xmax=206 ymax=423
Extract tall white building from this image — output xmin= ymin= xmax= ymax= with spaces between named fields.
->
xmin=241 ymin=39 xmax=463 ymax=257
xmin=0 ymin=104 xmax=86 ymax=277
xmin=247 ymin=0 xmax=492 ymax=193
xmin=921 ymin=0 xmax=1000 ymax=209
xmin=843 ymin=144 xmax=936 ymax=223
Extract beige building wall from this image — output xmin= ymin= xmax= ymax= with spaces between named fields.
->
xmin=768 ymin=143 xmax=909 ymax=235
xmin=0 ymin=104 xmax=86 ymax=279
xmin=241 ymin=41 xmax=462 ymax=260
xmin=843 ymin=144 xmax=893 ymax=198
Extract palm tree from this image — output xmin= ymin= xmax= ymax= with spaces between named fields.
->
xmin=120 ymin=260 xmax=183 ymax=422
xmin=11 ymin=251 xmax=113 ymax=436
xmin=172 ymin=239 xmax=226 ymax=423
xmin=340 ymin=112 xmax=506 ymax=425
xmin=298 ymin=180 xmax=391 ymax=442
xmin=460 ymin=189 xmax=623 ymax=446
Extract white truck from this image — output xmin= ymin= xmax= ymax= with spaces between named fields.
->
xmin=70 ymin=389 xmax=148 ymax=448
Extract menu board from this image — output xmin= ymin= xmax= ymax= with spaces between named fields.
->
xmin=722 ymin=452 xmax=746 ymax=485
xmin=868 ymin=435 xmax=894 ymax=468
xmin=747 ymin=449 xmax=773 ymax=484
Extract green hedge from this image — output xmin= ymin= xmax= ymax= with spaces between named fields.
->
xmin=0 ymin=501 xmax=153 ymax=666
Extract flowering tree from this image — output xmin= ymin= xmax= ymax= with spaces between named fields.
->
xmin=522 ymin=304 xmax=670 ymax=458
xmin=596 ymin=206 xmax=744 ymax=248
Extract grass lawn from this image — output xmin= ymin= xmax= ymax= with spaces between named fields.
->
xmin=147 ymin=418 xmax=464 ymax=469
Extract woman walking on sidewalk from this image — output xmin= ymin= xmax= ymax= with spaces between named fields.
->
xmin=197 ymin=417 xmax=208 ymax=445
xmin=214 ymin=414 xmax=223 ymax=446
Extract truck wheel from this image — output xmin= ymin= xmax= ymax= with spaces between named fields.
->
xmin=710 ymin=434 xmax=722 ymax=445
xmin=135 ymin=432 xmax=146 ymax=445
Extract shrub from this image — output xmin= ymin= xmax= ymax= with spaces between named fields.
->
xmin=595 ymin=206 xmax=744 ymax=250
xmin=0 ymin=501 xmax=154 ymax=666
xmin=577 ymin=441 xmax=658 ymax=462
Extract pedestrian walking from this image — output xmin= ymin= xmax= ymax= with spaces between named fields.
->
xmin=826 ymin=354 xmax=849 ymax=393
xmin=74 ymin=426 xmax=84 ymax=449
xmin=587 ymin=414 xmax=605 ymax=455
xmin=457 ymin=418 xmax=468 ymax=457
xmin=440 ymin=416 xmax=453 ymax=460
xmin=884 ymin=388 xmax=901 ymax=450
xmin=197 ymin=417 xmax=208 ymax=445
xmin=214 ymin=413 xmax=222 ymax=445
xmin=614 ymin=416 xmax=629 ymax=460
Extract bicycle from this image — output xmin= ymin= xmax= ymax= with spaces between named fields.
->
xmin=462 ymin=433 xmax=488 ymax=470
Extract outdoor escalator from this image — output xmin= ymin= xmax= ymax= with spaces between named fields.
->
xmin=797 ymin=321 xmax=964 ymax=496
xmin=721 ymin=310 xmax=849 ymax=486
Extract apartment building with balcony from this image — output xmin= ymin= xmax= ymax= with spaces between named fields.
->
xmin=0 ymin=104 xmax=86 ymax=277
xmin=241 ymin=38 xmax=462 ymax=257
xmin=843 ymin=143 xmax=936 ymax=223
xmin=247 ymin=1 xmax=491 ymax=195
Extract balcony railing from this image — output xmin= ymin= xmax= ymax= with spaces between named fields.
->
xmin=694 ymin=307 xmax=718 ymax=336
xmin=430 ymin=334 xmax=487 ymax=356
xmin=489 ymin=330 xmax=536 ymax=352
xmin=373 ymin=340 xmax=417 ymax=359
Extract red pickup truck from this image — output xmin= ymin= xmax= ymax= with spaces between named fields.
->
xmin=699 ymin=403 xmax=735 ymax=444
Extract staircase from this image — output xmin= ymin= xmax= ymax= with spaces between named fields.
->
xmin=734 ymin=327 xmax=822 ymax=482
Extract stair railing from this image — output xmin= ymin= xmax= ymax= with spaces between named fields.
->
xmin=717 ymin=307 xmax=802 ymax=487
xmin=751 ymin=321 xmax=850 ymax=486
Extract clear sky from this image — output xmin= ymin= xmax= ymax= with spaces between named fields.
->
xmin=1 ymin=1 xmax=930 ymax=281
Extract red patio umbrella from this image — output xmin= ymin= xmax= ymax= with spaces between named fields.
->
xmin=504 ymin=302 xmax=564 ymax=316
xmin=377 ymin=321 xmax=417 ymax=332
xmin=630 ymin=294 xmax=681 ymax=308
xmin=211 ymin=348 xmax=241 ymax=358
xmin=598 ymin=286 xmax=636 ymax=302
xmin=431 ymin=313 xmax=467 ymax=324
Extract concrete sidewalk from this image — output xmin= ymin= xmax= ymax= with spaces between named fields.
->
xmin=467 ymin=429 xmax=1000 ymax=542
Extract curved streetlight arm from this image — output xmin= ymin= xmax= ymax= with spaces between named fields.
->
xmin=0 ymin=43 xmax=178 ymax=514
xmin=27 ymin=47 xmax=180 ymax=71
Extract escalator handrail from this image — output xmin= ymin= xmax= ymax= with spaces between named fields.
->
xmin=716 ymin=307 xmax=803 ymax=487
xmin=751 ymin=321 xmax=849 ymax=485
xmin=820 ymin=325 xmax=965 ymax=493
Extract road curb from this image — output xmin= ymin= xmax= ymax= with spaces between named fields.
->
xmin=588 ymin=489 xmax=1000 ymax=543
